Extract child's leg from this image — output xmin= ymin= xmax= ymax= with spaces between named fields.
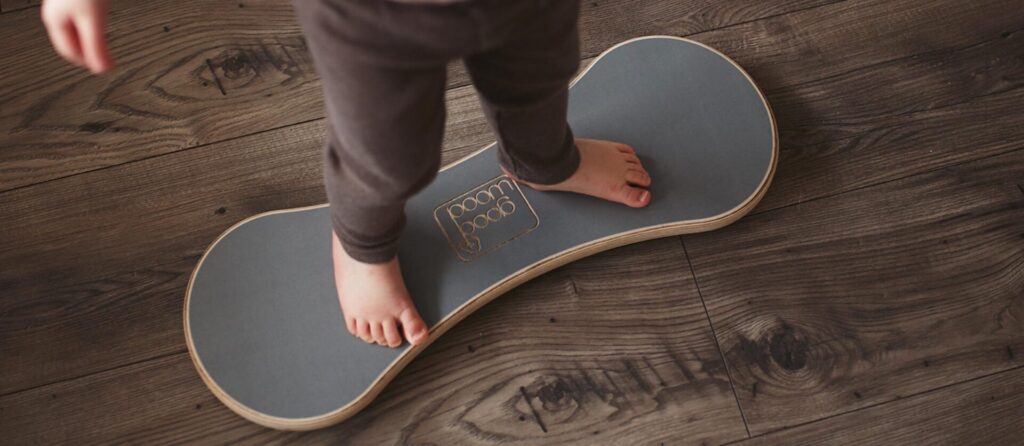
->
xmin=464 ymin=0 xmax=581 ymax=186
xmin=296 ymin=5 xmax=447 ymax=264
xmin=293 ymin=0 xmax=468 ymax=347
xmin=465 ymin=0 xmax=653 ymax=207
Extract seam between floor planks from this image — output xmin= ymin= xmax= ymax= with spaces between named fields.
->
xmin=680 ymin=237 xmax=754 ymax=438
xmin=0 ymin=348 xmax=190 ymax=400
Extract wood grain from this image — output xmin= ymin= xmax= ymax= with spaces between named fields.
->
xmin=0 ymin=82 xmax=494 ymax=396
xmin=0 ymin=0 xmax=317 ymax=191
xmin=758 ymin=23 xmax=1024 ymax=211
xmin=0 ymin=240 xmax=749 ymax=445
xmin=683 ymin=148 xmax=1024 ymax=434
xmin=0 ymin=0 xmax=38 ymax=13
xmin=0 ymin=0 xmax=836 ymax=192
xmin=693 ymin=0 xmax=1022 ymax=94
xmin=2 ymin=0 xmax=1020 ymax=398
xmin=734 ymin=366 xmax=1024 ymax=445
xmin=0 ymin=353 xmax=278 ymax=445
xmin=289 ymin=240 xmax=747 ymax=444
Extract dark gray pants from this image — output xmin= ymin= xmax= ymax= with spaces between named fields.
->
xmin=293 ymin=0 xmax=581 ymax=262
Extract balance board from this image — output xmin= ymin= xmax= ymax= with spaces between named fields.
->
xmin=185 ymin=36 xmax=777 ymax=430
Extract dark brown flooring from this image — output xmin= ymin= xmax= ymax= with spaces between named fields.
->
xmin=1 ymin=0 xmax=1022 ymax=444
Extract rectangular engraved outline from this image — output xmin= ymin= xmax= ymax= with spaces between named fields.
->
xmin=433 ymin=174 xmax=540 ymax=262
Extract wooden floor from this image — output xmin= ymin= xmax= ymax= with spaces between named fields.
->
xmin=1 ymin=0 xmax=1022 ymax=444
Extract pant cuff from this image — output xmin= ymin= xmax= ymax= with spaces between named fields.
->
xmin=502 ymin=128 xmax=581 ymax=185
xmin=331 ymin=214 xmax=402 ymax=264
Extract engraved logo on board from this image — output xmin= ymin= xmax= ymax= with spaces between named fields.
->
xmin=434 ymin=175 xmax=540 ymax=262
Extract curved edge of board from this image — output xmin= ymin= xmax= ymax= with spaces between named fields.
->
xmin=183 ymin=35 xmax=779 ymax=431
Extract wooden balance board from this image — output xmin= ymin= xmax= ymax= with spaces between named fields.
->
xmin=185 ymin=36 xmax=777 ymax=430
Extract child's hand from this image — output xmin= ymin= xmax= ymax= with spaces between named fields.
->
xmin=41 ymin=0 xmax=114 ymax=74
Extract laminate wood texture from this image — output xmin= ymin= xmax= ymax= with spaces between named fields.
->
xmin=0 ymin=0 xmax=834 ymax=191
xmin=734 ymin=366 xmax=1024 ymax=445
xmin=0 ymin=0 xmax=39 ymax=13
xmin=1 ymin=241 xmax=750 ymax=445
xmin=684 ymin=149 xmax=1024 ymax=434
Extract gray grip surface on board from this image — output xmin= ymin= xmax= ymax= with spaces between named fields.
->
xmin=187 ymin=37 xmax=775 ymax=423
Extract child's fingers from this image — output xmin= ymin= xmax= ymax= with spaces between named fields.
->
xmin=75 ymin=7 xmax=113 ymax=73
xmin=44 ymin=18 xmax=85 ymax=67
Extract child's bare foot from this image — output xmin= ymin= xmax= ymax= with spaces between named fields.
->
xmin=331 ymin=138 xmax=645 ymax=348
xmin=332 ymin=231 xmax=428 ymax=348
xmin=505 ymin=138 xmax=652 ymax=207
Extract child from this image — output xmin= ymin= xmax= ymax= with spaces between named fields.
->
xmin=43 ymin=0 xmax=652 ymax=349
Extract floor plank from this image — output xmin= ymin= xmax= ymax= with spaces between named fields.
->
xmin=0 ymin=240 xmax=749 ymax=445
xmin=683 ymin=148 xmax=1024 ymax=434
xmin=0 ymin=0 xmax=38 ymax=13
xmin=0 ymin=353 xmax=280 ymax=445
xmin=734 ymin=366 xmax=1024 ymax=445
xmin=759 ymin=24 xmax=1024 ymax=211
xmin=0 ymin=82 xmax=496 ymax=395
xmin=0 ymin=120 xmax=322 ymax=393
xmin=0 ymin=0 xmax=835 ymax=192
xmin=694 ymin=0 xmax=1022 ymax=92
xmin=0 ymin=0 xmax=316 ymax=191
xmin=3 ymin=0 xmax=1021 ymax=397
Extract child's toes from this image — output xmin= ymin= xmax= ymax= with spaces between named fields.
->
xmin=623 ymin=152 xmax=641 ymax=165
xmin=616 ymin=143 xmax=636 ymax=154
xmin=616 ymin=184 xmax=651 ymax=208
xmin=345 ymin=316 xmax=356 ymax=336
xmin=383 ymin=319 xmax=403 ymax=348
xmin=370 ymin=321 xmax=387 ymax=346
xmin=626 ymin=169 xmax=651 ymax=187
xmin=400 ymin=308 xmax=428 ymax=345
xmin=356 ymin=319 xmax=373 ymax=343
